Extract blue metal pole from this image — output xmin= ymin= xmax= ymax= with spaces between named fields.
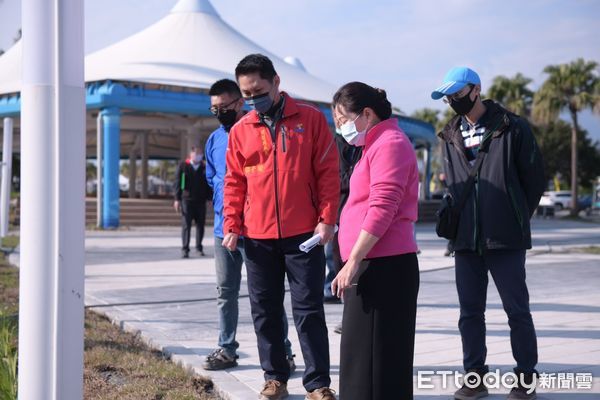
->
xmin=101 ymin=107 xmax=120 ymax=228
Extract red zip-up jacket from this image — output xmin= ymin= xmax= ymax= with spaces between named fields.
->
xmin=223 ymin=92 xmax=340 ymax=239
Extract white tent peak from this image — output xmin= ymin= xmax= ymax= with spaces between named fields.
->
xmin=284 ymin=56 xmax=307 ymax=72
xmin=84 ymin=0 xmax=336 ymax=103
xmin=170 ymin=0 xmax=219 ymax=17
xmin=0 ymin=0 xmax=336 ymax=102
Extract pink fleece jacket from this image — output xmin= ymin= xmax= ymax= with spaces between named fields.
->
xmin=338 ymin=118 xmax=419 ymax=261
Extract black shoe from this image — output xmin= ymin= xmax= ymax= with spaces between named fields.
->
xmin=454 ymin=370 xmax=488 ymax=400
xmin=287 ymin=354 xmax=296 ymax=374
xmin=196 ymin=248 xmax=205 ymax=256
xmin=508 ymin=372 xmax=537 ymax=400
xmin=182 ymin=249 xmax=190 ymax=258
xmin=507 ymin=386 xmax=536 ymax=400
xmin=454 ymin=384 xmax=488 ymax=400
xmin=202 ymin=348 xmax=238 ymax=370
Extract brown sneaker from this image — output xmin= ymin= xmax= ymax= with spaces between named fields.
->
xmin=305 ymin=387 xmax=336 ymax=400
xmin=259 ymin=380 xmax=288 ymax=400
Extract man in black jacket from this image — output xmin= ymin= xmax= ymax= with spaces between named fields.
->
xmin=323 ymin=109 xmax=362 ymax=322
xmin=174 ymin=147 xmax=211 ymax=258
xmin=432 ymin=67 xmax=545 ymax=400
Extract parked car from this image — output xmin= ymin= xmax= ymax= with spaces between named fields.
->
xmin=537 ymin=194 xmax=555 ymax=217
xmin=543 ymin=191 xmax=573 ymax=210
xmin=578 ymin=195 xmax=593 ymax=211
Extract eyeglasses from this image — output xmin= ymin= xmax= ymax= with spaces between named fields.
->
xmin=209 ymin=98 xmax=241 ymax=115
xmin=442 ymin=85 xmax=474 ymax=104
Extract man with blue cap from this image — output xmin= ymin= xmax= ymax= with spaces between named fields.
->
xmin=432 ymin=67 xmax=545 ymax=400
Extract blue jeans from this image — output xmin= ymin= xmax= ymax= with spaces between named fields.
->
xmin=214 ymin=237 xmax=293 ymax=358
xmin=455 ymin=249 xmax=538 ymax=374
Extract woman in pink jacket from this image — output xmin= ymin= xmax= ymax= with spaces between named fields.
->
xmin=331 ymin=82 xmax=420 ymax=400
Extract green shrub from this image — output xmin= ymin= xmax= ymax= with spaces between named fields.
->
xmin=0 ymin=312 xmax=17 ymax=400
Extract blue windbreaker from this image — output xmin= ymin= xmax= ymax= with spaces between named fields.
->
xmin=205 ymin=125 xmax=228 ymax=238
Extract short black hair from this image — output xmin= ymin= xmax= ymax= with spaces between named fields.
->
xmin=235 ymin=54 xmax=277 ymax=82
xmin=333 ymin=81 xmax=392 ymax=121
xmin=208 ymin=79 xmax=242 ymax=98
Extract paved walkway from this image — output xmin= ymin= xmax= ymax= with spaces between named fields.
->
xmin=11 ymin=218 xmax=600 ymax=398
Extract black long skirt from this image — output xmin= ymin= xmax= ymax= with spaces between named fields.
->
xmin=339 ymin=253 xmax=419 ymax=400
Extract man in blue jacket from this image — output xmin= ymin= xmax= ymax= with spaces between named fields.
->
xmin=203 ymin=79 xmax=295 ymax=371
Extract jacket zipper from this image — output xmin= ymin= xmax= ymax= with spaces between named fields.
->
xmin=272 ymin=122 xmax=283 ymax=239
xmin=280 ymin=125 xmax=287 ymax=153
xmin=474 ymin=173 xmax=479 ymax=253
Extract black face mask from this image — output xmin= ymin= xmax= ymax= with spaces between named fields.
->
xmin=216 ymin=109 xmax=237 ymax=130
xmin=449 ymin=86 xmax=476 ymax=116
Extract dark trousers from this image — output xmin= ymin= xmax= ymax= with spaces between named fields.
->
xmin=244 ymin=233 xmax=330 ymax=392
xmin=455 ymin=249 xmax=538 ymax=374
xmin=181 ymin=200 xmax=206 ymax=252
xmin=340 ymin=253 xmax=419 ymax=400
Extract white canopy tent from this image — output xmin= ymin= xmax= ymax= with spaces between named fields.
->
xmin=0 ymin=0 xmax=436 ymax=227
xmin=0 ymin=40 xmax=22 ymax=95
xmin=1 ymin=0 xmax=339 ymax=163
xmin=85 ymin=0 xmax=336 ymax=103
xmin=0 ymin=0 xmax=336 ymax=102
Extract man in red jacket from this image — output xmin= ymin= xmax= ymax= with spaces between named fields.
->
xmin=223 ymin=54 xmax=340 ymax=400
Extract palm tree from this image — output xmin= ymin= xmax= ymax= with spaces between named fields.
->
xmin=533 ymin=58 xmax=600 ymax=216
xmin=487 ymin=73 xmax=534 ymax=117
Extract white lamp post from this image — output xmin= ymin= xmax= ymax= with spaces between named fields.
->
xmin=18 ymin=0 xmax=85 ymax=399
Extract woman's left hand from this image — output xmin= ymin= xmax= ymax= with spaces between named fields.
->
xmin=331 ymin=258 xmax=361 ymax=299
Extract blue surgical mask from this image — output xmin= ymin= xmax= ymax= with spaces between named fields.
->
xmin=244 ymin=91 xmax=274 ymax=114
xmin=339 ymin=112 xmax=367 ymax=146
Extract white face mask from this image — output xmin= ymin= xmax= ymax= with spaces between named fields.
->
xmin=339 ymin=111 xmax=367 ymax=146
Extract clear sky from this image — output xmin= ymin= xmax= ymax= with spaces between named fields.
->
xmin=1 ymin=0 xmax=599 ymax=139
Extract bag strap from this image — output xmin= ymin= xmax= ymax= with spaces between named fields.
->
xmin=453 ymin=150 xmax=486 ymax=212
xmin=451 ymin=115 xmax=505 ymax=213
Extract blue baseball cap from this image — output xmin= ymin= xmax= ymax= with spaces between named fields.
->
xmin=431 ymin=67 xmax=481 ymax=100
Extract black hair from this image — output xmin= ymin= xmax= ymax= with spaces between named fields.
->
xmin=235 ymin=54 xmax=277 ymax=82
xmin=332 ymin=81 xmax=392 ymax=121
xmin=208 ymin=79 xmax=242 ymax=98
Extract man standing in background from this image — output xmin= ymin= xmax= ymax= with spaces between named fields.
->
xmin=174 ymin=147 xmax=211 ymax=258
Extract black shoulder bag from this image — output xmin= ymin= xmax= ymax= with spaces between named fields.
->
xmin=435 ymin=149 xmax=487 ymax=240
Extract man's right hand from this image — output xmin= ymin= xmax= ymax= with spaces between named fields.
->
xmin=173 ymin=200 xmax=181 ymax=213
xmin=222 ymin=233 xmax=239 ymax=251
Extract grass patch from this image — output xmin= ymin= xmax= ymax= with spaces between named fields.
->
xmin=0 ymin=314 xmax=18 ymax=400
xmin=0 ymin=258 xmax=18 ymax=400
xmin=84 ymin=311 xmax=218 ymax=400
xmin=573 ymin=246 xmax=600 ymax=255
xmin=0 ymin=251 xmax=220 ymax=400
xmin=0 ymin=237 xmax=18 ymax=250
xmin=0 ymin=264 xmax=18 ymax=317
